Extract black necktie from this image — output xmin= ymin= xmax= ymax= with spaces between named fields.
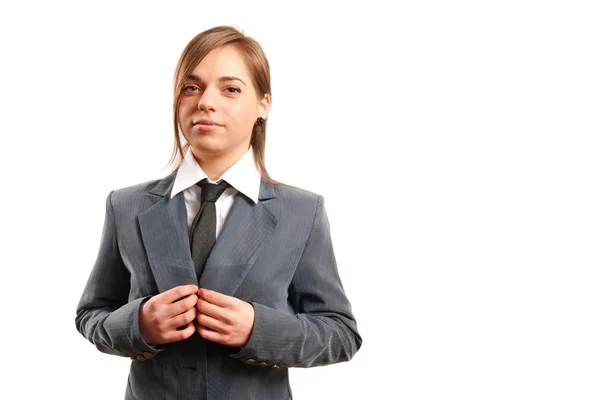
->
xmin=190 ymin=178 xmax=230 ymax=280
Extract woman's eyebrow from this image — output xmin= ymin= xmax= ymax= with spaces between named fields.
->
xmin=187 ymin=74 xmax=246 ymax=86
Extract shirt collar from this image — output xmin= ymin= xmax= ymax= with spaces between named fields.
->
xmin=170 ymin=146 xmax=261 ymax=203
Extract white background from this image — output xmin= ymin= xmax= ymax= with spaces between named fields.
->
xmin=1 ymin=1 xmax=599 ymax=399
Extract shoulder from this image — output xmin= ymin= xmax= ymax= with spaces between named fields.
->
xmin=108 ymin=170 xmax=177 ymax=210
xmin=265 ymin=182 xmax=326 ymax=219
xmin=273 ymin=184 xmax=321 ymax=204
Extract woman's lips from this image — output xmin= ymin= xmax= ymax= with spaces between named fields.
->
xmin=194 ymin=123 xmax=221 ymax=132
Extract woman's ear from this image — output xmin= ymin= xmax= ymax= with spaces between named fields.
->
xmin=258 ymin=93 xmax=271 ymax=117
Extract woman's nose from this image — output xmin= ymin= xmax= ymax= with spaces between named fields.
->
xmin=197 ymin=87 xmax=217 ymax=112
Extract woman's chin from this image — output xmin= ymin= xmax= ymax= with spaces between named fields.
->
xmin=189 ymin=138 xmax=225 ymax=155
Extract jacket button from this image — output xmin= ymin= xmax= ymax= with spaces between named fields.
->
xmin=136 ymin=355 xmax=145 ymax=361
xmin=143 ymin=352 xmax=154 ymax=359
xmin=271 ymin=364 xmax=280 ymax=369
xmin=259 ymin=361 xmax=269 ymax=367
xmin=244 ymin=359 xmax=256 ymax=364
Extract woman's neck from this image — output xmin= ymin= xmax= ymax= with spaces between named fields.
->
xmin=192 ymin=146 xmax=249 ymax=181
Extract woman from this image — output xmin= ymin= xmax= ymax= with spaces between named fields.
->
xmin=75 ymin=25 xmax=361 ymax=400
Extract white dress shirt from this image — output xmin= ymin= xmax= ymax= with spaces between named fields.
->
xmin=170 ymin=147 xmax=262 ymax=238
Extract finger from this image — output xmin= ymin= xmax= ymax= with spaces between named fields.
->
xmin=197 ymin=324 xmax=223 ymax=344
xmin=197 ymin=311 xmax=225 ymax=333
xmin=167 ymin=322 xmax=196 ymax=342
xmin=162 ymin=285 xmax=199 ymax=304
xmin=169 ymin=307 xmax=197 ymax=330
xmin=171 ymin=294 xmax=198 ymax=316
xmin=196 ymin=296 xmax=225 ymax=319
xmin=198 ymin=288 xmax=234 ymax=307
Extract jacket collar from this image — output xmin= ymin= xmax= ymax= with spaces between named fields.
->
xmin=149 ymin=168 xmax=277 ymax=201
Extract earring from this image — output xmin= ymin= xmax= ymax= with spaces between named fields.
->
xmin=256 ymin=116 xmax=265 ymax=126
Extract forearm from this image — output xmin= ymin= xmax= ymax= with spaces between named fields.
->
xmin=230 ymin=302 xmax=361 ymax=368
xmin=75 ymin=191 xmax=164 ymax=358
xmin=75 ymin=296 xmax=163 ymax=358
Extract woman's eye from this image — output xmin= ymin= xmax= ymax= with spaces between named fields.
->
xmin=183 ymin=85 xmax=199 ymax=93
xmin=225 ymin=86 xmax=241 ymax=94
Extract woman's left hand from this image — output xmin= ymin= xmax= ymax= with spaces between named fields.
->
xmin=195 ymin=288 xmax=255 ymax=347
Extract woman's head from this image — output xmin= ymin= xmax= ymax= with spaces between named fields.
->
xmin=169 ymin=26 xmax=277 ymax=184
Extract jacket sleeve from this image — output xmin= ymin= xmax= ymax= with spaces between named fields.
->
xmin=75 ymin=191 xmax=164 ymax=358
xmin=230 ymin=195 xmax=362 ymax=368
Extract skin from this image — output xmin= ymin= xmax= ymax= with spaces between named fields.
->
xmin=139 ymin=45 xmax=270 ymax=350
xmin=177 ymin=45 xmax=270 ymax=180
xmin=139 ymin=285 xmax=199 ymax=346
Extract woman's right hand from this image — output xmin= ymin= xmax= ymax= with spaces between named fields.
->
xmin=139 ymin=284 xmax=199 ymax=345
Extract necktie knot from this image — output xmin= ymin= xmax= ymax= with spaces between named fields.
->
xmin=198 ymin=179 xmax=230 ymax=203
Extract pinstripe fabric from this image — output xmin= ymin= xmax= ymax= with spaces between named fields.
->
xmin=75 ymin=169 xmax=362 ymax=399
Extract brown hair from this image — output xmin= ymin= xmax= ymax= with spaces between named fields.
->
xmin=166 ymin=25 xmax=283 ymax=187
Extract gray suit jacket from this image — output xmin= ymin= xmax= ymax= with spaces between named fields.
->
xmin=75 ymin=169 xmax=361 ymax=399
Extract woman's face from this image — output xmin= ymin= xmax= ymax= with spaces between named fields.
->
xmin=178 ymin=45 xmax=270 ymax=162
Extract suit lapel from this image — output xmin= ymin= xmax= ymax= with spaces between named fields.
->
xmin=199 ymin=183 xmax=278 ymax=296
xmin=138 ymin=170 xmax=198 ymax=292
xmin=138 ymin=171 xmax=278 ymax=296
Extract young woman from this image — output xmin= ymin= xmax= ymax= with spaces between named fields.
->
xmin=76 ymin=25 xmax=361 ymax=400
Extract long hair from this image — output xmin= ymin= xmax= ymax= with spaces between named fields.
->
xmin=166 ymin=26 xmax=282 ymax=186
